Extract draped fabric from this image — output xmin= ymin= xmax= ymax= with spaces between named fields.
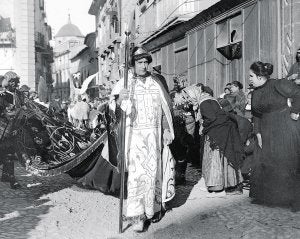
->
xmin=6 ymin=81 xmax=175 ymax=204
xmin=12 ymin=100 xmax=107 ymax=176
xmin=200 ymin=99 xmax=244 ymax=171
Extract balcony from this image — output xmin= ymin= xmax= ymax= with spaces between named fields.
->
xmin=35 ymin=32 xmax=46 ymax=51
xmin=43 ymin=45 xmax=54 ymax=63
xmin=39 ymin=0 xmax=44 ymax=10
xmin=0 ymin=30 xmax=16 ymax=47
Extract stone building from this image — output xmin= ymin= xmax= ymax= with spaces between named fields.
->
xmin=52 ymin=15 xmax=84 ymax=100
xmin=70 ymin=32 xmax=99 ymax=99
xmin=145 ymin=0 xmax=300 ymax=96
xmin=0 ymin=0 xmax=53 ymax=91
xmin=88 ymin=0 xmax=300 ymax=96
xmin=88 ymin=0 xmax=218 ymax=91
xmin=88 ymin=0 xmax=137 ymax=92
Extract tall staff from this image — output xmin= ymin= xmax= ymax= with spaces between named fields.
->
xmin=119 ymin=30 xmax=131 ymax=234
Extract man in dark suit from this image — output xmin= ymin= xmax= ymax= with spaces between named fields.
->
xmin=0 ymin=71 xmax=23 ymax=189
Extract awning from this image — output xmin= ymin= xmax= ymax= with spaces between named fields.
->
xmin=141 ymin=16 xmax=190 ymax=45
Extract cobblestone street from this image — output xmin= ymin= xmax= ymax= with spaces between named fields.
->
xmin=0 ymin=163 xmax=299 ymax=239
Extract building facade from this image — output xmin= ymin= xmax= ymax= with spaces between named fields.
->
xmin=70 ymin=32 xmax=99 ymax=99
xmin=88 ymin=0 xmax=219 ymax=91
xmin=89 ymin=0 xmax=137 ymax=92
xmin=52 ymin=16 xmax=84 ymax=100
xmin=0 ymin=0 xmax=53 ymax=90
xmin=88 ymin=0 xmax=300 ymax=97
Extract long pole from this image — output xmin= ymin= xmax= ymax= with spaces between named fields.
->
xmin=119 ymin=30 xmax=131 ymax=234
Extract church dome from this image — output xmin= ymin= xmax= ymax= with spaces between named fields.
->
xmin=55 ymin=15 xmax=83 ymax=38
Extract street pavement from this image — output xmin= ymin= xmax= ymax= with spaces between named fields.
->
xmin=0 ymin=163 xmax=299 ymax=239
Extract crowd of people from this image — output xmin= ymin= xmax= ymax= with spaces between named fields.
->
xmin=169 ymin=51 xmax=300 ymax=213
xmin=0 ymin=47 xmax=300 ymax=233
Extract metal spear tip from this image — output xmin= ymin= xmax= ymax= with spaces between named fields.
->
xmin=125 ymin=31 xmax=131 ymax=36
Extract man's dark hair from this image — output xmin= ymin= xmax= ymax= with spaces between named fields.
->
xmin=203 ymin=86 xmax=214 ymax=97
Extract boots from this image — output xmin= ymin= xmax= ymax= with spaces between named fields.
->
xmin=175 ymin=160 xmax=187 ymax=185
xmin=1 ymin=156 xmax=21 ymax=189
xmin=1 ymin=157 xmax=14 ymax=182
xmin=132 ymin=219 xmax=144 ymax=232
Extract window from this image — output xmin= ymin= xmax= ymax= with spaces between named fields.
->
xmin=39 ymin=0 xmax=44 ymax=10
xmin=216 ymin=13 xmax=242 ymax=60
xmin=175 ymin=49 xmax=188 ymax=75
xmin=111 ymin=15 xmax=119 ymax=34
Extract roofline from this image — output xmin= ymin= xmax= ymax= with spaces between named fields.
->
xmin=70 ymin=46 xmax=89 ymax=61
xmin=143 ymin=0 xmax=256 ymax=51
xmin=84 ymin=32 xmax=96 ymax=45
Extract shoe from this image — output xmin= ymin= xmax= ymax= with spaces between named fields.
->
xmin=132 ymin=220 xmax=144 ymax=233
xmin=151 ymin=209 xmax=166 ymax=223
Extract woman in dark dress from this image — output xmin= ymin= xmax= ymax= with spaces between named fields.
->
xmin=249 ymin=61 xmax=300 ymax=211
xmin=197 ymin=86 xmax=244 ymax=195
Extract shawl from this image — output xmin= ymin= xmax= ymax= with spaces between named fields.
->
xmin=200 ymin=97 xmax=244 ymax=170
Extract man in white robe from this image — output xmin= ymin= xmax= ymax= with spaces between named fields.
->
xmin=110 ymin=47 xmax=175 ymax=232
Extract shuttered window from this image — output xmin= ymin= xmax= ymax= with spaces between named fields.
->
xmin=175 ymin=48 xmax=188 ymax=75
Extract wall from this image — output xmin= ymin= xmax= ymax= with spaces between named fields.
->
xmin=15 ymin=0 xmax=36 ymax=89
xmin=0 ymin=0 xmax=15 ymax=75
xmin=282 ymin=0 xmax=300 ymax=76
xmin=0 ymin=0 xmax=35 ymax=89
xmin=186 ymin=0 xmax=283 ymax=97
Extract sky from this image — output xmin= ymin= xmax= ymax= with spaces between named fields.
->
xmin=45 ymin=0 xmax=95 ymax=37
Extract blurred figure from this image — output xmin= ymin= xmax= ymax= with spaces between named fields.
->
xmin=29 ymin=90 xmax=38 ymax=100
xmin=48 ymin=94 xmax=62 ymax=115
xmin=225 ymin=81 xmax=247 ymax=116
xmin=286 ymin=48 xmax=300 ymax=84
xmin=19 ymin=85 xmax=30 ymax=99
xmin=219 ymin=82 xmax=232 ymax=98
xmin=244 ymin=90 xmax=253 ymax=120
xmin=170 ymin=75 xmax=197 ymax=184
xmin=0 ymin=71 xmax=24 ymax=189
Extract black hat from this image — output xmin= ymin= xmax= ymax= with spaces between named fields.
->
xmin=131 ymin=47 xmax=152 ymax=66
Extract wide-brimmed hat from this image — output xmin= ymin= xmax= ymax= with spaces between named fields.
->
xmin=131 ymin=47 xmax=152 ymax=66
xmin=4 ymin=71 xmax=20 ymax=82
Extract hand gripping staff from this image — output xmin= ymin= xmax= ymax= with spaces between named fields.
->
xmin=119 ymin=30 xmax=131 ymax=234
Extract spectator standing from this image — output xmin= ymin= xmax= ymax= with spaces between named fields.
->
xmin=225 ymin=81 xmax=247 ymax=116
xmin=249 ymin=61 xmax=300 ymax=212
xmin=286 ymin=48 xmax=300 ymax=84
xmin=197 ymin=85 xmax=244 ymax=196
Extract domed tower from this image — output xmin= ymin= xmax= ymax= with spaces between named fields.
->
xmin=54 ymin=14 xmax=84 ymax=47
xmin=52 ymin=15 xmax=84 ymax=100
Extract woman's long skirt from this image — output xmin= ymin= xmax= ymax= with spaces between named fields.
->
xmin=202 ymin=136 xmax=242 ymax=191
xmin=250 ymin=108 xmax=300 ymax=210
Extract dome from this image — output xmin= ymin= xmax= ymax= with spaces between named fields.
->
xmin=56 ymin=23 xmax=83 ymax=38
xmin=55 ymin=16 xmax=84 ymax=38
